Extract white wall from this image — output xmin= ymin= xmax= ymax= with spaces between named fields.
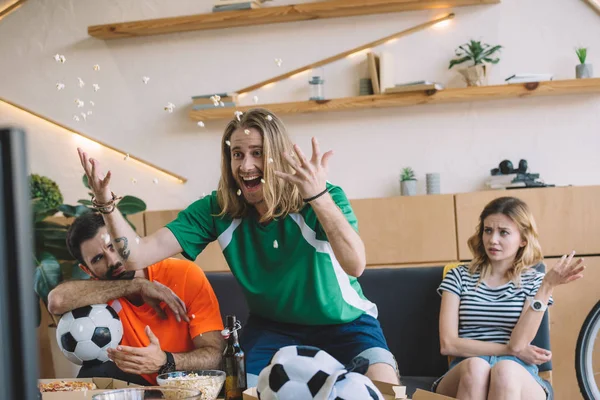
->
xmin=1 ymin=0 xmax=599 ymax=210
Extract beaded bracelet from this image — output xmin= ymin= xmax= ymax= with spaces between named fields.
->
xmin=91 ymin=192 xmax=122 ymax=214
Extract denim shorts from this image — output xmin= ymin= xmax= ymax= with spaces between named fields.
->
xmin=240 ymin=313 xmax=398 ymax=387
xmin=432 ymin=355 xmax=553 ymax=399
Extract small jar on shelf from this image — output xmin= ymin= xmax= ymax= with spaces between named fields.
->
xmin=309 ymin=68 xmax=325 ymax=101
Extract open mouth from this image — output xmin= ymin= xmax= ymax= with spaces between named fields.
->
xmin=241 ymin=174 xmax=263 ymax=192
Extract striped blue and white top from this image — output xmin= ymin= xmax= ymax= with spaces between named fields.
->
xmin=438 ymin=265 xmax=554 ymax=344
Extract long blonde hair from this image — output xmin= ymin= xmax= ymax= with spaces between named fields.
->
xmin=467 ymin=196 xmax=543 ymax=285
xmin=216 ymin=108 xmax=304 ymax=222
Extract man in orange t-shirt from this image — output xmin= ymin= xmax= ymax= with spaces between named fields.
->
xmin=48 ymin=213 xmax=224 ymax=385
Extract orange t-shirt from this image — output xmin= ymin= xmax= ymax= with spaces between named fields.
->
xmin=108 ymin=258 xmax=224 ymax=384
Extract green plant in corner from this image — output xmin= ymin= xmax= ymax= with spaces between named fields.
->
xmin=401 ymin=167 xmax=416 ymax=181
xmin=32 ymin=174 xmax=147 ymax=326
xmin=576 ymin=47 xmax=588 ymax=64
xmin=30 ymin=174 xmax=64 ymax=216
xmin=448 ymin=40 xmax=502 ymax=69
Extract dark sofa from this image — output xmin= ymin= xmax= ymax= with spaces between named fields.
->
xmin=206 ymin=265 xmax=552 ymax=397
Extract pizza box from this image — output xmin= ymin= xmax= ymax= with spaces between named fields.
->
xmin=38 ymin=377 xmax=141 ymax=399
xmin=242 ymin=380 xmax=457 ymax=400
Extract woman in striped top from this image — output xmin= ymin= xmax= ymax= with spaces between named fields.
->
xmin=433 ymin=197 xmax=585 ymax=400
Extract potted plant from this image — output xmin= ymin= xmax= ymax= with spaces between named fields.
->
xmin=576 ymin=47 xmax=593 ymax=79
xmin=449 ymin=40 xmax=502 ymax=86
xmin=400 ymin=167 xmax=417 ymax=196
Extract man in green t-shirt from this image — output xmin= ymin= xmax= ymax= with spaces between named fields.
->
xmin=77 ymin=108 xmax=399 ymax=387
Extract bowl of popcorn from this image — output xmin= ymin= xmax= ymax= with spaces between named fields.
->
xmin=157 ymin=370 xmax=226 ymax=400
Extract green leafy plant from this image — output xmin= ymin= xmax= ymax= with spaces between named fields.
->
xmin=448 ymin=40 xmax=502 ymax=69
xmin=576 ymin=47 xmax=588 ymax=64
xmin=401 ymin=167 xmax=416 ymax=181
xmin=30 ymin=174 xmax=64 ymax=213
xmin=32 ymin=174 xmax=147 ymax=325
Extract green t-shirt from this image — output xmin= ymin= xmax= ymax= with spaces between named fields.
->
xmin=165 ymin=183 xmax=377 ymax=325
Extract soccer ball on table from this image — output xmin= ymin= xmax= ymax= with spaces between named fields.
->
xmin=256 ymin=345 xmax=384 ymax=400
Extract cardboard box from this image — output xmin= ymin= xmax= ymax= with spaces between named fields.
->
xmin=412 ymin=389 xmax=457 ymax=400
xmin=38 ymin=377 xmax=141 ymax=400
xmin=242 ymin=381 xmax=457 ymax=400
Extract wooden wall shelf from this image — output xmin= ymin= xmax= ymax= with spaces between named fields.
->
xmin=189 ymin=78 xmax=600 ymax=121
xmin=88 ymin=0 xmax=499 ymax=39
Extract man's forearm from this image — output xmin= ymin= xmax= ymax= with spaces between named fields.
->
xmin=47 ymin=279 xmax=140 ymax=315
xmin=173 ymin=346 xmax=222 ymax=371
xmin=102 ymin=210 xmax=145 ymax=269
xmin=102 ymin=211 xmax=182 ymax=271
xmin=309 ymin=194 xmax=366 ymax=277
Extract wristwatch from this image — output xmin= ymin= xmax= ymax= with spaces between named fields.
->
xmin=158 ymin=351 xmax=176 ymax=375
xmin=527 ymin=297 xmax=548 ymax=312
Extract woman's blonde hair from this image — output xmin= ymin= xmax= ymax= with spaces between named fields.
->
xmin=467 ymin=196 xmax=543 ymax=285
xmin=216 ymin=108 xmax=304 ymax=222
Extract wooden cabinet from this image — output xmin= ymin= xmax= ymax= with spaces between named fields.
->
xmin=455 ymin=186 xmax=600 ymax=260
xmin=351 ymin=194 xmax=458 ymax=266
xmin=143 ymin=194 xmax=459 ymax=271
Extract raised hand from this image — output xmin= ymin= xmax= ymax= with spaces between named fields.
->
xmin=274 ymin=137 xmax=334 ymax=200
xmin=77 ymin=147 xmax=112 ymax=203
xmin=543 ymin=250 xmax=586 ymax=288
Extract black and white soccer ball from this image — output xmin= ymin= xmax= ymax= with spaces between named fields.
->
xmin=329 ymin=372 xmax=383 ymax=400
xmin=256 ymin=345 xmax=384 ymax=400
xmin=56 ymin=304 xmax=123 ymax=366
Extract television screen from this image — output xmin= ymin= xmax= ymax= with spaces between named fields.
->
xmin=0 ymin=127 xmax=40 ymax=399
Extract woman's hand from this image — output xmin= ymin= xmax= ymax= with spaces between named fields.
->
xmin=543 ymin=250 xmax=585 ymax=288
xmin=514 ymin=344 xmax=552 ymax=365
xmin=274 ymin=137 xmax=333 ymax=199
xmin=77 ymin=148 xmax=112 ymax=203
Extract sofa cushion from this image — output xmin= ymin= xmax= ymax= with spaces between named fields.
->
xmin=357 ymin=267 xmax=449 ymax=378
xmin=206 ymin=271 xmax=250 ymax=326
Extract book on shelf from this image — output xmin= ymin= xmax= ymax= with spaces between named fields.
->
xmin=366 ymin=52 xmax=381 ymax=95
xmin=505 ymin=74 xmax=554 ymax=83
xmin=192 ymin=102 xmax=237 ymax=110
xmin=394 ymin=80 xmax=435 ymax=86
xmin=191 ymin=93 xmax=238 ymax=104
xmin=385 ymin=82 xmax=444 ymax=94
xmin=213 ymin=2 xmax=261 ymax=11
xmin=193 ymin=97 xmax=237 ymax=105
xmin=485 ymin=173 xmax=544 ymax=189
xmin=487 ymin=173 xmax=540 ymax=184
xmin=487 ymin=182 xmax=528 ymax=190
xmin=378 ymin=52 xmax=395 ymax=93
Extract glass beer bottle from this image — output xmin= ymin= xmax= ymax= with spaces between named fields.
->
xmin=222 ymin=315 xmax=246 ymax=400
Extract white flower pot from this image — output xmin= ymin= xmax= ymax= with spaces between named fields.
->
xmin=576 ymin=64 xmax=593 ymax=79
xmin=459 ymin=64 xmax=488 ymax=86
xmin=401 ymin=180 xmax=417 ymax=196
